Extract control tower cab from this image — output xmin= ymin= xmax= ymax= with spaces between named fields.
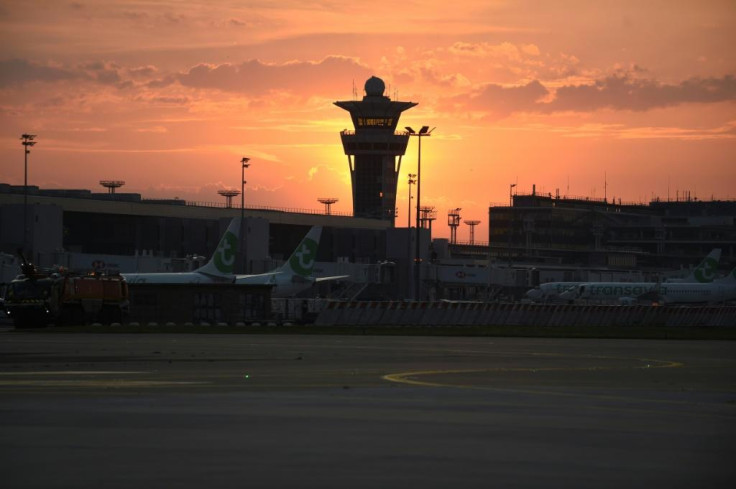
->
xmin=335 ymin=76 xmax=417 ymax=223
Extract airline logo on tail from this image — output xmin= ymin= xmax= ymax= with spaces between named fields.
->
xmin=694 ymin=256 xmax=719 ymax=283
xmin=289 ymin=238 xmax=317 ymax=277
xmin=213 ymin=230 xmax=237 ymax=274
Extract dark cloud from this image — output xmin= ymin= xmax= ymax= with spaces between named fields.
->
xmin=150 ymin=96 xmax=190 ymax=104
xmin=0 ymin=59 xmax=78 ymax=87
xmin=0 ymin=59 xmax=158 ymax=89
xmin=81 ymin=61 xmax=122 ymax=85
xmin=439 ymin=81 xmax=548 ymax=117
xmin=175 ymin=56 xmax=371 ymax=96
xmin=128 ymin=65 xmax=159 ymax=79
xmin=548 ymin=74 xmax=736 ymax=112
xmin=440 ymin=74 xmax=736 ymax=118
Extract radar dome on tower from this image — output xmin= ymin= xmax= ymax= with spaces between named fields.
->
xmin=364 ymin=76 xmax=386 ymax=97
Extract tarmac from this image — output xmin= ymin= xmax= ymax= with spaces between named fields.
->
xmin=1 ymin=332 xmax=735 ymax=488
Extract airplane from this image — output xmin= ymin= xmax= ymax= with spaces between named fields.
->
xmin=527 ymin=249 xmax=721 ymax=303
xmin=123 ymin=219 xmax=346 ymax=297
xmin=560 ymin=260 xmax=734 ymax=305
xmin=639 ymin=267 xmax=736 ymax=305
xmin=666 ymin=248 xmax=721 ymax=283
xmin=233 ymin=226 xmax=348 ymax=297
xmin=524 ymin=282 xmax=580 ymax=302
xmin=123 ymin=218 xmax=241 ymax=285
xmin=559 ymin=281 xmax=659 ymax=303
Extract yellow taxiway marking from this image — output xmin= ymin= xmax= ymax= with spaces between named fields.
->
xmin=380 ymin=356 xmax=724 ymax=416
xmin=0 ymin=371 xmax=209 ymax=387
xmin=0 ymin=371 xmax=148 ymax=376
xmin=0 ymin=380 xmax=207 ymax=387
xmin=383 ymin=357 xmax=684 ymax=389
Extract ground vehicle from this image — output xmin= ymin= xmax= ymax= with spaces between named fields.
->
xmin=2 ymin=257 xmax=129 ymax=327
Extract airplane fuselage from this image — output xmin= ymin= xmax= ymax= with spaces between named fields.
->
xmin=122 ymin=272 xmax=232 ymax=285
xmin=655 ymin=282 xmax=736 ymax=304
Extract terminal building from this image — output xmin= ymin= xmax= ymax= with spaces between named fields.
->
xmin=485 ymin=189 xmax=736 ymax=273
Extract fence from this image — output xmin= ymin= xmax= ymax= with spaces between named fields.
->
xmin=314 ymin=301 xmax=736 ymax=327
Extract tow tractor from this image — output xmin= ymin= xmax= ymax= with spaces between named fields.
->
xmin=2 ymin=253 xmax=129 ymax=328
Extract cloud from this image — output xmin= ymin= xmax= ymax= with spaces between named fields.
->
xmin=80 ymin=61 xmax=123 ymax=85
xmin=548 ymin=73 xmax=736 ymax=112
xmin=174 ymin=56 xmax=372 ymax=96
xmin=148 ymin=95 xmax=190 ymax=105
xmin=0 ymin=59 xmax=156 ymax=89
xmin=448 ymin=41 xmax=540 ymax=62
xmin=439 ymin=80 xmax=549 ymax=117
xmin=128 ymin=65 xmax=159 ymax=79
xmin=438 ymin=74 xmax=736 ymax=118
xmin=0 ymin=59 xmax=78 ymax=87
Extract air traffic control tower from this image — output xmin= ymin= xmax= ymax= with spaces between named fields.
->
xmin=335 ymin=76 xmax=417 ymax=224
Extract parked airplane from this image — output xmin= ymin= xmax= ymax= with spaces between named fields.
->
xmin=123 ymin=220 xmax=345 ymax=297
xmin=123 ymin=218 xmax=241 ymax=284
xmin=526 ymin=249 xmax=721 ymax=303
xmin=234 ymin=226 xmax=348 ymax=297
xmin=525 ymin=282 xmax=580 ymax=302
xmin=560 ymin=262 xmax=735 ymax=305
xmin=666 ymin=248 xmax=722 ymax=283
xmin=559 ymin=281 xmax=658 ymax=303
xmin=640 ymin=267 xmax=736 ymax=305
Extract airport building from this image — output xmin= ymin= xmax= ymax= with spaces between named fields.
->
xmin=2 ymin=77 xmax=735 ymax=302
xmin=0 ymin=182 xmax=424 ymax=300
xmin=484 ymin=190 xmax=736 ymax=273
xmin=3 ymin=180 xmax=733 ymax=302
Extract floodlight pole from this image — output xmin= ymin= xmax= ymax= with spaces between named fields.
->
xmin=509 ymin=183 xmax=516 ymax=206
xmin=407 ymin=173 xmax=417 ymax=296
xmin=20 ymin=134 xmax=37 ymax=256
xmin=407 ymin=173 xmax=416 ymax=229
xmin=508 ymin=183 xmax=517 ymax=264
xmin=241 ymin=157 xmax=250 ymax=221
xmin=406 ymin=126 xmax=433 ymax=301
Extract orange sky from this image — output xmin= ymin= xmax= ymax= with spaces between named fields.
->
xmin=1 ymin=0 xmax=735 ymax=240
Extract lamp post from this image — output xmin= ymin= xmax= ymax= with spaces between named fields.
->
xmin=406 ymin=126 xmax=433 ymax=300
xmin=407 ymin=173 xmax=416 ymax=229
xmin=508 ymin=183 xmax=517 ymax=264
xmin=240 ymin=157 xmax=250 ymax=221
xmin=509 ymin=183 xmax=516 ymax=207
xmin=406 ymin=173 xmax=417 ymax=297
xmin=20 ymin=134 xmax=37 ymax=255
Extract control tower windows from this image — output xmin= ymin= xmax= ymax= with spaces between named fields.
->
xmin=357 ymin=117 xmax=394 ymax=127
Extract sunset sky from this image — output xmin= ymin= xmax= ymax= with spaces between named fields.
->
xmin=1 ymin=0 xmax=735 ymax=240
